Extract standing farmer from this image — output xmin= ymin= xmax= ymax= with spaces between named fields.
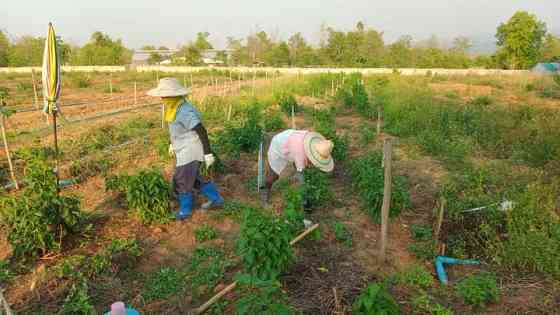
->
xmin=261 ymin=129 xmax=334 ymax=207
xmin=148 ymin=78 xmax=224 ymax=220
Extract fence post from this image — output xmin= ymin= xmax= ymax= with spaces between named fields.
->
xmin=134 ymin=82 xmax=137 ymax=105
xmin=379 ymin=138 xmax=393 ymax=261
xmin=31 ymin=69 xmax=39 ymax=109
xmin=0 ymin=114 xmax=18 ymax=190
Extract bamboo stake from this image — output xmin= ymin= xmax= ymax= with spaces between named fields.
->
xmin=31 ymin=69 xmax=39 ymax=109
xmin=434 ymin=198 xmax=446 ymax=240
xmin=194 ymin=224 xmax=319 ymax=314
xmin=379 ymin=138 xmax=392 ymax=261
xmin=291 ymin=105 xmax=296 ymax=129
xmin=134 ymin=82 xmax=137 ymax=105
xmin=1 ymin=115 xmax=18 ymax=190
xmin=377 ymin=107 xmax=382 ymax=135
xmin=161 ymin=105 xmax=165 ymax=129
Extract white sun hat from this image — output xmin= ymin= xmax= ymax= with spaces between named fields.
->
xmin=147 ymin=77 xmax=191 ymax=97
xmin=303 ymin=132 xmax=334 ymax=173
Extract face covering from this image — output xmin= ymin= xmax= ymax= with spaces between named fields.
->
xmin=162 ymin=96 xmax=184 ymax=122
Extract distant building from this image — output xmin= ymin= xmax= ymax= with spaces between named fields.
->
xmin=131 ymin=49 xmax=234 ymax=66
xmin=131 ymin=49 xmax=178 ymax=65
xmin=532 ymin=63 xmax=560 ymax=74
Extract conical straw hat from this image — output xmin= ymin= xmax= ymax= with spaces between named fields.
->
xmin=303 ymin=132 xmax=334 ymax=172
xmin=147 ymin=77 xmax=190 ymax=97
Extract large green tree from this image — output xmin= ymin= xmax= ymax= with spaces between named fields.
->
xmin=495 ymin=11 xmax=547 ymax=69
xmin=265 ymin=41 xmax=290 ymax=66
xmin=73 ymin=31 xmax=132 ymax=65
xmin=194 ymin=32 xmax=213 ymax=51
xmin=7 ymin=36 xmax=44 ymax=66
xmin=0 ymin=30 xmax=10 ymax=66
xmin=542 ymin=34 xmax=560 ymax=62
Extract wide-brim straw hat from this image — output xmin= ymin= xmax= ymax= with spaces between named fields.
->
xmin=303 ymin=132 xmax=334 ymax=173
xmin=147 ymin=77 xmax=191 ymax=97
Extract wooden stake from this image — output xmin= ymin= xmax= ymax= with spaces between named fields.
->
xmin=252 ymin=70 xmax=256 ymax=96
xmin=434 ymin=198 xmax=446 ymax=240
xmin=109 ymin=74 xmax=113 ymax=98
xmin=291 ymin=105 xmax=296 ymax=129
xmin=194 ymin=224 xmax=319 ymax=314
xmin=1 ymin=115 xmax=19 ymax=190
xmin=379 ymin=138 xmax=393 ymax=261
xmin=161 ymin=104 xmax=165 ymax=129
xmin=377 ymin=107 xmax=382 ymax=135
xmin=31 ymin=69 xmax=39 ymax=109
xmin=134 ymin=82 xmax=137 ymax=105
xmin=227 ymin=103 xmax=233 ymax=121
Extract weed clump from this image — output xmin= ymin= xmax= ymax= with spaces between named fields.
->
xmin=234 ymin=273 xmax=293 ymax=315
xmin=352 ymin=283 xmax=400 ymax=315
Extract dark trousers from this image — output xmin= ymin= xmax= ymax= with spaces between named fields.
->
xmin=173 ymin=161 xmax=207 ymax=194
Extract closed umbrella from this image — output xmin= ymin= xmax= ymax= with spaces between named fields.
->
xmin=42 ymin=22 xmax=62 ymax=190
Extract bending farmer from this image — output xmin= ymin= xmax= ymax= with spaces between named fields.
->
xmin=148 ymin=78 xmax=224 ymax=220
xmin=261 ymin=129 xmax=334 ymax=207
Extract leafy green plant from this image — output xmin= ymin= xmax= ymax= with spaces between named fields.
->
xmin=360 ymin=123 xmax=376 ymax=145
xmin=395 ymin=265 xmax=434 ymax=289
xmin=105 ymin=168 xmax=171 ymax=224
xmin=234 ymin=273 xmax=293 ymax=315
xmin=143 ymin=267 xmax=185 ymax=301
xmin=332 ymin=222 xmax=353 ymax=247
xmin=311 ymin=107 xmax=348 ymax=162
xmin=456 ymin=273 xmax=500 ymax=307
xmin=408 ymin=241 xmax=438 ymax=261
xmin=303 ymin=168 xmax=332 ymax=209
xmin=184 ymin=246 xmax=233 ymax=298
xmin=0 ymin=154 xmax=85 ymax=257
xmin=410 ymin=224 xmax=433 ymax=241
xmin=276 ymin=93 xmax=300 ymax=115
xmin=195 ymin=224 xmax=218 ymax=242
xmin=58 ymin=279 xmax=96 ymax=315
xmin=411 ymin=293 xmax=454 ymax=315
xmin=236 ymin=207 xmax=294 ymax=279
xmin=282 ymin=186 xmax=305 ymax=237
xmin=217 ymin=104 xmax=263 ymax=157
xmin=352 ymin=283 xmax=400 ymax=315
xmin=264 ymin=111 xmax=287 ymax=131
xmin=0 ymin=260 xmax=14 ymax=282
xmin=350 ymin=152 xmax=411 ymax=222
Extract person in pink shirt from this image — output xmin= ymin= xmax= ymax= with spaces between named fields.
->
xmin=261 ymin=129 xmax=334 ymax=207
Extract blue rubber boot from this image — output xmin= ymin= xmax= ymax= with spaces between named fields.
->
xmin=176 ymin=193 xmax=193 ymax=220
xmin=200 ymin=182 xmax=224 ymax=210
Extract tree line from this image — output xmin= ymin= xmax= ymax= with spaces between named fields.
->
xmin=0 ymin=11 xmax=559 ymax=69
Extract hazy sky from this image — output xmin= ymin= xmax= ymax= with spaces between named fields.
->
xmin=1 ymin=0 xmax=559 ymax=51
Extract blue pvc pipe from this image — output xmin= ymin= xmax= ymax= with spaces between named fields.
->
xmin=435 ymin=256 xmax=480 ymax=285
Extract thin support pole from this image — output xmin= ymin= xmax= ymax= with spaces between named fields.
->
xmin=183 ymin=75 xmax=187 ymax=88
xmin=379 ymin=138 xmax=393 ymax=261
xmin=331 ymin=79 xmax=335 ymax=96
xmin=134 ymin=82 xmax=137 ymax=105
xmin=190 ymin=73 xmax=194 ymax=87
xmin=1 ymin=115 xmax=19 ymax=190
xmin=52 ymin=111 xmax=60 ymax=193
xmin=161 ymin=105 xmax=165 ymax=129
xmin=227 ymin=103 xmax=233 ymax=121
xmin=252 ymin=70 xmax=256 ymax=96
xmin=109 ymin=74 xmax=113 ymax=98
xmin=291 ymin=104 xmax=296 ymax=129
xmin=434 ymin=198 xmax=446 ymax=240
xmin=31 ymin=69 xmax=39 ymax=109
xmin=377 ymin=109 xmax=381 ymax=134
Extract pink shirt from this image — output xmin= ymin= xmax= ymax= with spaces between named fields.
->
xmin=282 ymin=130 xmax=308 ymax=171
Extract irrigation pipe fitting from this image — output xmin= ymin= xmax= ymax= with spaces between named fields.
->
xmin=435 ymin=256 xmax=480 ymax=285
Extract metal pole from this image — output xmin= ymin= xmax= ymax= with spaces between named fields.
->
xmin=379 ymin=138 xmax=392 ymax=261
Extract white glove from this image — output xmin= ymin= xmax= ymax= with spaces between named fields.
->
xmin=204 ymin=154 xmax=215 ymax=169
xmin=168 ymin=144 xmax=175 ymax=157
